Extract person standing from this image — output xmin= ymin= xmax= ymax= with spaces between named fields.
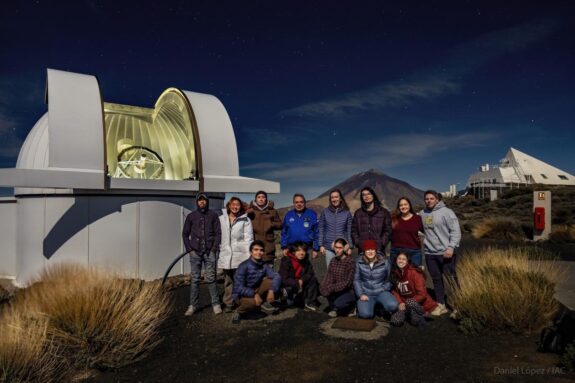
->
xmin=246 ymin=190 xmax=282 ymax=267
xmin=351 ymin=187 xmax=392 ymax=254
xmin=280 ymin=194 xmax=319 ymax=258
xmin=231 ymin=240 xmax=282 ymax=324
xmin=218 ymin=197 xmax=254 ymax=312
xmin=318 ymin=189 xmax=353 ymax=268
xmin=390 ymin=197 xmax=424 ymax=267
xmin=420 ymin=190 xmax=461 ymax=316
xmin=182 ymin=193 xmax=222 ymax=316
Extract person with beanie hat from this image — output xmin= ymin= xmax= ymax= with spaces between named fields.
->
xmin=353 ymin=239 xmax=398 ymax=319
xmin=246 ymin=190 xmax=282 ymax=267
xmin=182 ymin=193 xmax=222 ymax=316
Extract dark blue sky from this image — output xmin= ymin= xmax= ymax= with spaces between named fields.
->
xmin=1 ymin=1 xmax=574 ymax=206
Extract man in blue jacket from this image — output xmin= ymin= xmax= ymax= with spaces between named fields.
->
xmin=231 ymin=240 xmax=282 ymax=324
xmin=281 ymin=194 xmax=319 ymax=258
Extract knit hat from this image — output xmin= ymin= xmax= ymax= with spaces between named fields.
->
xmin=362 ymin=240 xmax=378 ymax=252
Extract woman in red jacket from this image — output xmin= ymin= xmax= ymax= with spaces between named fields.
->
xmin=390 ymin=252 xmax=440 ymax=326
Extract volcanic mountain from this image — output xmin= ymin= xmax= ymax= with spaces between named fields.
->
xmin=280 ymin=169 xmax=425 ymax=215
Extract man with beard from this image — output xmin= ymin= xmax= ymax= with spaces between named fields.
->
xmin=182 ymin=193 xmax=222 ymax=316
xmin=247 ymin=191 xmax=282 ymax=268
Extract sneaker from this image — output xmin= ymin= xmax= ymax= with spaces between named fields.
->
xmin=304 ymin=302 xmax=319 ymax=312
xmin=328 ymin=310 xmax=338 ymax=318
xmin=431 ymin=303 xmax=448 ymax=317
xmin=261 ymin=301 xmax=278 ymax=313
xmin=347 ymin=308 xmax=357 ymax=317
xmin=184 ymin=305 xmax=196 ymax=316
xmin=231 ymin=313 xmax=241 ymax=324
xmin=449 ymin=309 xmax=460 ymax=320
xmin=212 ymin=304 xmax=222 ymax=315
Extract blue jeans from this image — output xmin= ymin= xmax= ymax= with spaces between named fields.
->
xmin=324 ymin=249 xmax=336 ymax=268
xmin=356 ymin=291 xmax=398 ymax=319
xmin=189 ymin=251 xmax=219 ymax=307
xmin=390 ymin=247 xmax=422 ymax=267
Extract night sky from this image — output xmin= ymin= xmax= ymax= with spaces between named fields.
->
xmin=1 ymin=1 xmax=574 ymax=206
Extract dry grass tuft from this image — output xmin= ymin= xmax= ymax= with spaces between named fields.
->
xmin=549 ymin=224 xmax=575 ymax=243
xmin=471 ymin=218 xmax=526 ymax=241
xmin=11 ymin=263 xmax=172 ymax=370
xmin=0 ymin=309 xmax=67 ymax=382
xmin=451 ymin=247 xmax=562 ymax=334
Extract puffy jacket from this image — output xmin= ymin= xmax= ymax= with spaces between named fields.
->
xmin=279 ymin=253 xmax=316 ymax=290
xmin=420 ymin=201 xmax=461 ymax=255
xmin=182 ymin=207 xmax=221 ymax=254
xmin=232 ymin=257 xmax=282 ymax=303
xmin=391 ymin=265 xmax=438 ymax=313
xmin=280 ymin=208 xmax=319 ymax=251
xmin=318 ymin=206 xmax=353 ymax=249
xmin=351 ymin=205 xmax=392 ymax=251
xmin=247 ymin=201 xmax=282 ymax=261
xmin=218 ymin=210 xmax=254 ymax=270
xmin=353 ymin=253 xmax=392 ymax=296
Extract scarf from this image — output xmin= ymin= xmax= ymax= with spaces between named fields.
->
xmin=287 ymin=252 xmax=304 ymax=279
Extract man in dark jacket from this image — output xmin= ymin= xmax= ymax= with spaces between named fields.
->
xmin=246 ymin=190 xmax=282 ymax=266
xmin=182 ymin=193 xmax=222 ymax=316
xmin=231 ymin=240 xmax=282 ymax=324
xmin=351 ymin=187 xmax=392 ymax=253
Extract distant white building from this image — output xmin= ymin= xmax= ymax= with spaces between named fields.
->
xmin=0 ymin=69 xmax=279 ymax=284
xmin=467 ymin=147 xmax=575 ymax=197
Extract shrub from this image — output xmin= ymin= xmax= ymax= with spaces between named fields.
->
xmin=0 ymin=309 xmax=67 ymax=382
xmin=561 ymin=341 xmax=575 ymax=372
xmin=549 ymin=225 xmax=575 ymax=243
xmin=13 ymin=264 xmax=172 ymax=369
xmin=451 ymin=247 xmax=562 ymax=334
xmin=471 ymin=218 xmax=526 ymax=241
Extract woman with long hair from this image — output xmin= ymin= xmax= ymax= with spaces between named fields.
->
xmin=318 ymin=189 xmax=352 ymax=268
xmin=218 ymin=197 xmax=254 ymax=311
xmin=390 ymin=197 xmax=424 ymax=267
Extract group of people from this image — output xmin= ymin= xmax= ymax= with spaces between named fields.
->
xmin=182 ymin=187 xmax=461 ymax=326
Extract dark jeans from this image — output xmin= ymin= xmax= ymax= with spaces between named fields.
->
xmin=189 ymin=251 xmax=219 ymax=307
xmin=284 ymin=276 xmax=319 ymax=306
xmin=390 ymin=247 xmax=422 ymax=267
xmin=327 ymin=289 xmax=356 ymax=315
xmin=425 ymin=252 xmax=458 ymax=304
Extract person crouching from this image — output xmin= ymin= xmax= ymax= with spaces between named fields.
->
xmin=354 ymin=239 xmax=398 ymax=319
xmin=231 ymin=240 xmax=281 ymax=324
xmin=279 ymin=241 xmax=320 ymax=311
xmin=390 ymin=251 xmax=439 ymax=327
xmin=320 ymin=238 xmax=356 ymax=317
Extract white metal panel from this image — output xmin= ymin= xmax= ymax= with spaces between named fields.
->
xmin=88 ymin=197 xmax=138 ymax=277
xmin=203 ymin=175 xmax=280 ymax=193
xmin=138 ymin=199 xmax=185 ymax=280
xmin=0 ymin=168 xmax=104 ymax=189
xmin=0 ymin=199 xmax=17 ymax=277
xmin=182 ymin=91 xmax=239 ymax=177
xmin=16 ymin=198 xmax=46 ymax=285
xmin=43 ymin=197 xmax=89 ymax=267
xmin=109 ymin=178 xmax=200 ymax=191
xmin=16 ymin=113 xmax=49 ymax=170
xmin=47 ymin=69 xmax=105 ymax=173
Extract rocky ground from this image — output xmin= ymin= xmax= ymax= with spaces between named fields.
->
xmin=86 ymin=236 xmax=575 ymax=383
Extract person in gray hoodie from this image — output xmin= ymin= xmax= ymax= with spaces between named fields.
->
xmin=420 ymin=190 xmax=461 ymax=316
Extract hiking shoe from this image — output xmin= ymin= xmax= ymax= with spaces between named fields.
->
xmin=231 ymin=313 xmax=241 ymax=324
xmin=431 ymin=303 xmax=448 ymax=316
xmin=261 ymin=301 xmax=278 ymax=313
xmin=304 ymin=302 xmax=319 ymax=312
xmin=212 ymin=304 xmax=222 ymax=315
xmin=449 ymin=309 xmax=460 ymax=320
xmin=328 ymin=310 xmax=338 ymax=318
xmin=184 ymin=305 xmax=196 ymax=316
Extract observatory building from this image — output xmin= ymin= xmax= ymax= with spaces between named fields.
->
xmin=467 ymin=147 xmax=575 ymax=198
xmin=0 ymin=69 xmax=279 ymax=284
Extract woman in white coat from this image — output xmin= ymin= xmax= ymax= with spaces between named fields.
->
xmin=219 ymin=197 xmax=254 ymax=311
